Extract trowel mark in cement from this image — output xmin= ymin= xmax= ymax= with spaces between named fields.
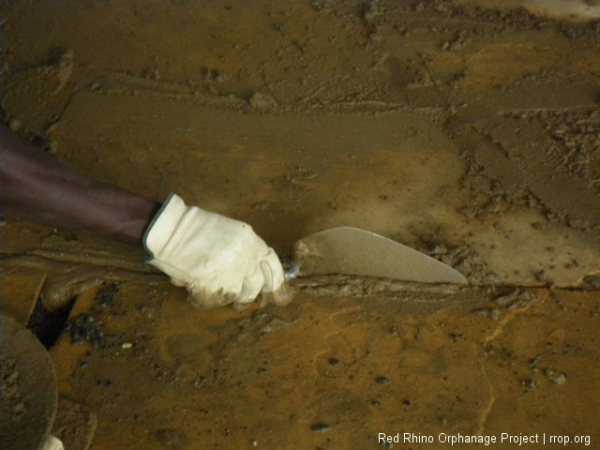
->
xmin=52 ymin=90 xmax=600 ymax=288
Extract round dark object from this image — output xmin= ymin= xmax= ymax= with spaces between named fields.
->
xmin=0 ymin=314 xmax=58 ymax=450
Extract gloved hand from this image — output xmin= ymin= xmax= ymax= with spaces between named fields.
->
xmin=40 ymin=436 xmax=64 ymax=450
xmin=143 ymin=193 xmax=291 ymax=308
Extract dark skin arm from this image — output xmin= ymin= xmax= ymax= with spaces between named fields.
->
xmin=0 ymin=124 xmax=161 ymax=246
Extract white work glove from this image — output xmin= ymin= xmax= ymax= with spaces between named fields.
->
xmin=40 ymin=436 xmax=64 ymax=450
xmin=143 ymin=193 xmax=291 ymax=309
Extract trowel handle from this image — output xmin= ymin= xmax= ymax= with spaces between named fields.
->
xmin=284 ymin=263 xmax=300 ymax=282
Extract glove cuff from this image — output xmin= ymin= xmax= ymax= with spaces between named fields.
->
xmin=143 ymin=192 xmax=188 ymax=260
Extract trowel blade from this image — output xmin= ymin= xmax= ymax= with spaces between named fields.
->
xmin=289 ymin=227 xmax=468 ymax=284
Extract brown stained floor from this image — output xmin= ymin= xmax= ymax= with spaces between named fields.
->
xmin=1 ymin=1 xmax=600 ymax=449
xmin=49 ymin=282 xmax=600 ymax=449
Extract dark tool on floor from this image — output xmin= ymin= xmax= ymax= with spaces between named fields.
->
xmin=0 ymin=314 xmax=57 ymax=450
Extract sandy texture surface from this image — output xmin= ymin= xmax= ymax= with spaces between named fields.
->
xmin=49 ymin=282 xmax=599 ymax=449
xmin=1 ymin=1 xmax=599 ymax=449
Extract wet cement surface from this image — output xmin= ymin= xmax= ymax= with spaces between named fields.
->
xmin=50 ymin=282 xmax=600 ymax=449
xmin=1 ymin=0 xmax=599 ymax=448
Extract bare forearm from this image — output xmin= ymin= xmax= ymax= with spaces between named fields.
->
xmin=0 ymin=125 xmax=161 ymax=246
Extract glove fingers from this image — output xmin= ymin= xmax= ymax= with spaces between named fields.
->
xmin=259 ymin=257 xmax=293 ymax=306
xmin=261 ymin=249 xmax=286 ymax=291
xmin=187 ymin=286 xmax=236 ymax=309
xmin=154 ymin=240 xmax=293 ymax=308
xmin=187 ymin=274 xmax=292 ymax=308
xmin=262 ymin=281 xmax=293 ymax=307
xmin=234 ymin=269 xmax=264 ymax=306
xmin=234 ymin=278 xmax=251 ymax=305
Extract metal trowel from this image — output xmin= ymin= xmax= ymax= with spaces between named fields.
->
xmin=285 ymin=227 xmax=468 ymax=284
